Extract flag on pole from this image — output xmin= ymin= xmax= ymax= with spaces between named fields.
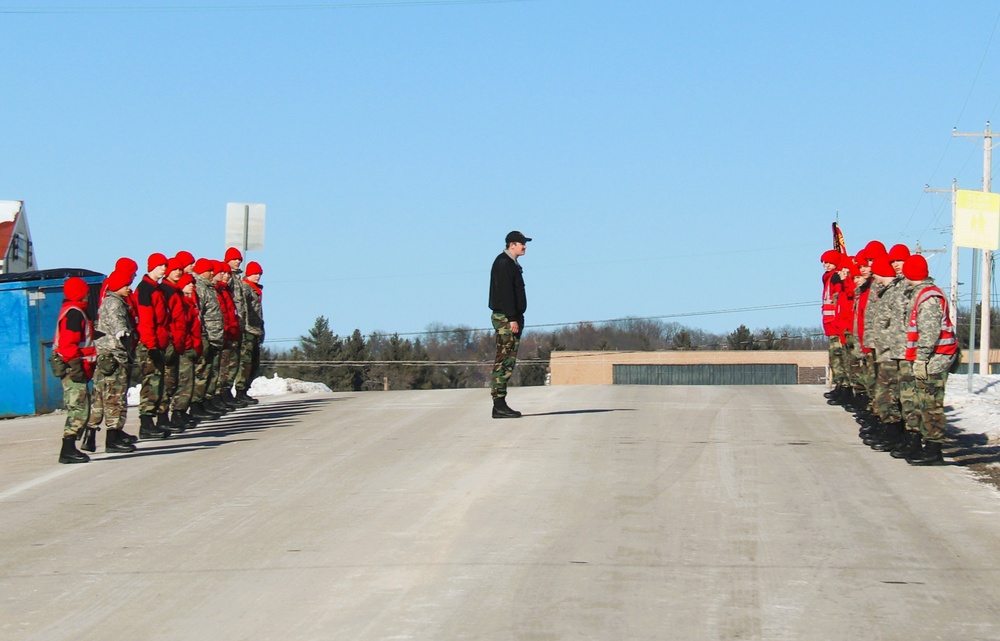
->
xmin=832 ymin=222 xmax=847 ymax=254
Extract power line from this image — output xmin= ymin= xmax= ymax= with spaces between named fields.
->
xmin=260 ymin=300 xmax=819 ymax=344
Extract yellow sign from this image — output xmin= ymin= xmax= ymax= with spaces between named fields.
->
xmin=955 ymin=190 xmax=1000 ymax=250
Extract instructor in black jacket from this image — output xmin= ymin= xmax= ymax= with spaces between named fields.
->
xmin=489 ymin=230 xmax=531 ymax=418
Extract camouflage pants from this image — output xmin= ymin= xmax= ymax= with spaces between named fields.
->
xmin=204 ymin=346 xmax=223 ymax=397
xmin=88 ymin=364 xmax=129 ymax=429
xmin=235 ymin=332 xmax=260 ymax=392
xmin=873 ymin=359 xmax=903 ymax=423
xmin=136 ymin=343 xmax=164 ymax=416
xmin=490 ymin=313 xmax=521 ymax=399
xmin=217 ymin=341 xmax=239 ymax=392
xmin=172 ymin=349 xmax=197 ymax=411
xmin=849 ymin=344 xmax=876 ymax=398
xmin=899 ymin=361 xmax=948 ymax=441
xmin=828 ymin=336 xmax=849 ymax=387
xmin=193 ymin=346 xmax=215 ymax=402
xmin=61 ymin=378 xmax=91 ymax=437
xmin=162 ymin=358 xmax=178 ymax=412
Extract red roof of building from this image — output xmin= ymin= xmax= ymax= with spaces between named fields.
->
xmin=0 ymin=219 xmax=13 ymax=256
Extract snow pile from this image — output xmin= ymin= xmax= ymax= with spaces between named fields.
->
xmin=126 ymin=374 xmax=330 ymax=407
xmin=946 ymin=374 xmax=1000 ymax=444
xmin=249 ymin=373 xmax=331 ymax=396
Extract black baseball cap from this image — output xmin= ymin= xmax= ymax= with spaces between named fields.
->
xmin=505 ymin=230 xmax=532 ymax=244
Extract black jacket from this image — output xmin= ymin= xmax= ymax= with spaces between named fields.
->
xmin=489 ymin=251 xmax=526 ymax=325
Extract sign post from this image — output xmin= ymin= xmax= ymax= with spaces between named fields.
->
xmin=225 ymin=203 xmax=266 ymax=256
xmin=955 ymin=189 xmax=1000 ymax=385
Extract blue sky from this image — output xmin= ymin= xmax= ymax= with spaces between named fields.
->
xmin=4 ymin=0 xmax=1000 ymax=346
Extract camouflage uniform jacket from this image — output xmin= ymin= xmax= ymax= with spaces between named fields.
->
xmin=94 ymin=292 xmax=134 ymax=366
xmin=905 ymin=277 xmax=954 ymax=375
xmin=242 ymin=281 xmax=264 ymax=337
xmin=872 ymin=276 xmax=909 ymax=362
xmin=230 ymin=267 xmax=248 ymax=331
xmin=195 ymin=275 xmax=225 ymax=348
xmin=862 ymin=281 xmax=886 ymax=356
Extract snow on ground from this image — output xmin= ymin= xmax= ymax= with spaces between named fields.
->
xmin=126 ymin=374 xmax=331 ymax=407
xmin=946 ymin=374 xmax=1000 ymax=444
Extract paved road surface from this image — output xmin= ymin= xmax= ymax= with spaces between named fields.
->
xmin=1 ymin=385 xmax=998 ymax=641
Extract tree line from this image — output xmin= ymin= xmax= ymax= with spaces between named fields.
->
xmin=261 ymin=306 xmax=998 ymax=392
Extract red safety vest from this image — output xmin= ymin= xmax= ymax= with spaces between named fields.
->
xmin=821 ymin=271 xmax=841 ymax=336
xmin=904 ymin=286 xmax=957 ymax=361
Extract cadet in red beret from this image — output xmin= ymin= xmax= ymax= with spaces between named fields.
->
xmin=54 ymin=277 xmax=97 ymax=463
xmin=821 ymin=250 xmax=850 ymax=403
xmin=135 ymin=253 xmax=172 ymax=439
xmin=897 ymin=254 xmax=955 ymax=465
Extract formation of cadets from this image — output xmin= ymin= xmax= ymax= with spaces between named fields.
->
xmin=821 ymin=241 xmax=957 ymax=466
xmin=52 ymin=248 xmax=265 ymax=464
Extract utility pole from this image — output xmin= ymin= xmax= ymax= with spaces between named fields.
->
xmin=953 ymin=122 xmax=994 ymax=374
xmin=923 ymin=180 xmax=959 ymax=326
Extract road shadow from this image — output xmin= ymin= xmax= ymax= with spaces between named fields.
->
xmin=523 ymin=408 xmax=636 ymax=417
xmin=100 ymin=396 xmax=337 ymax=459
xmin=942 ymin=424 xmax=1000 ymax=467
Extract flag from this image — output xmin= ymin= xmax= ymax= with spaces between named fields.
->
xmin=832 ymin=222 xmax=847 ymax=254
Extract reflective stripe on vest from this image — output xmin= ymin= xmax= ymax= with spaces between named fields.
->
xmin=904 ymin=286 xmax=957 ymax=361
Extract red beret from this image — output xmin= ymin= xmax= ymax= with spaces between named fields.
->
xmin=105 ymin=270 xmax=133 ymax=293
xmin=245 ymin=261 xmax=263 ymax=277
xmin=887 ymin=244 xmax=911 ymax=262
xmin=821 ymin=250 xmax=842 ymax=266
xmin=871 ymin=256 xmax=896 ymax=278
xmin=166 ymin=257 xmax=186 ymax=274
xmin=115 ymin=257 xmax=138 ymax=277
xmin=147 ymin=252 xmax=168 ymax=273
xmin=194 ymin=258 xmax=214 ymax=275
xmin=224 ymin=247 xmax=243 ymax=262
xmin=64 ymin=277 xmax=89 ymax=302
xmin=174 ymin=250 xmax=195 ymax=268
xmin=902 ymin=254 xmax=929 ymax=281
xmin=213 ymin=260 xmax=231 ymax=275
xmin=178 ymin=273 xmax=195 ymax=289
xmin=863 ymin=240 xmax=887 ymax=258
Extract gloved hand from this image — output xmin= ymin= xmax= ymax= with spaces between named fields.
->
xmin=164 ymin=344 xmax=178 ymax=365
xmin=97 ymin=353 xmax=118 ymax=376
xmin=913 ymin=360 xmax=928 ymax=380
xmin=149 ymin=348 xmax=165 ymax=369
xmin=67 ymin=358 xmax=87 ymax=383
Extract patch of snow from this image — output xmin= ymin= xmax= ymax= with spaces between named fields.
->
xmin=126 ymin=373 xmax=330 ymax=406
xmin=946 ymin=374 xmax=1000 ymax=444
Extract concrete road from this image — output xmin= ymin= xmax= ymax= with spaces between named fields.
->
xmin=1 ymin=385 xmax=999 ymax=641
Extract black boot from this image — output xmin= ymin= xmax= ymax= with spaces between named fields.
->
xmin=221 ymin=389 xmax=240 ymax=410
xmin=210 ymin=395 xmax=230 ymax=414
xmin=861 ymin=421 xmax=885 ymax=446
xmin=139 ymin=415 xmax=169 ymax=440
xmin=118 ymin=429 xmax=138 ymax=445
xmin=59 ymin=435 xmax=90 ymax=464
xmin=169 ymin=411 xmax=189 ymax=433
xmin=80 ymin=427 xmax=98 ymax=453
xmin=872 ymin=421 xmax=904 ymax=451
xmin=236 ymin=389 xmax=258 ymax=406
xmin=190 ymin=401 xmax=219 ymax=420
xmin=890 ymin=431 xmax=922 ymax=459
xmin=907 ymin=441 xmax=945 ymax=466
xmin=106 ymin=429 xmax=137 ymax=453
xmin=492 ymin=397 xmax=521 ymax=419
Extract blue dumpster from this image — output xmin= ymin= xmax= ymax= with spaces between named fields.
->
xmin=0 ymin=269 xmax=105 ymax=418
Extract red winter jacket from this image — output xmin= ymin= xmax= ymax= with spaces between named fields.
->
xmin=136 ymin=275 xmax=170 ymax=350
xmin=184 ymin=291 xmax=203 ymax=355
xmin=217 ymin=284 xmax=240 ymax=343
xmin=161 ymin=280 xmax=188 ymax=353
xmin=834 ymin=275 xmax=855 ymax=344
xmin=54 ymin=302 xmax=97 ymax=379
xmin=821 ymin=271 xmax=843 ymax=337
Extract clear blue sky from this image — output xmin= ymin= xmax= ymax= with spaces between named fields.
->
xmin=4 ymin=0 xmax=1000 ymax=346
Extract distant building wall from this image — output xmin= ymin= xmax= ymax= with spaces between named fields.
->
xmin=549 ymin=349 xmax=990 ymax=385
xmin=550 ymin=350 xmax=829 ymax=386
